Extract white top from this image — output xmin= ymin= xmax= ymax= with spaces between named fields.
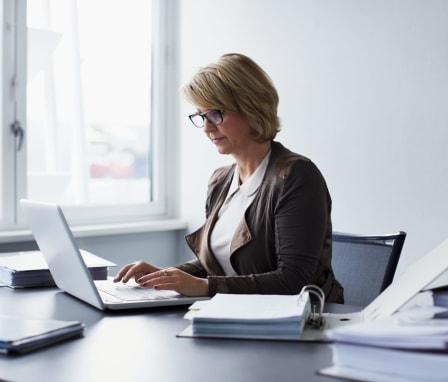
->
xmin=210 ymin=152 xmax=271 ymax=276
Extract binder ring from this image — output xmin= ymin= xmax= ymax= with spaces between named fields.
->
xmin=300 ymin=285 xmax=325 ymax=329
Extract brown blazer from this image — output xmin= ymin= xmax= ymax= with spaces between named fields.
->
xmin=177 ymin=141 xmax=344 ymax=303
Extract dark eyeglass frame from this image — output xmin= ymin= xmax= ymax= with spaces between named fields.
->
xmin=188 ymin=109 xmax=225 ymax=128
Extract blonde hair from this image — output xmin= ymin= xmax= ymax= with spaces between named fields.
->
xmin=181 ymin=53 xmax=281 ymax=142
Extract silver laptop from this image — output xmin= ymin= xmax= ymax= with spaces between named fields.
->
xmin=301 ymin=236 xmax=448 ymax=341
xmin=20 ymin=199 xmax=208 ymax=311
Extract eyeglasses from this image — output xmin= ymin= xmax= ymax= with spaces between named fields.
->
xmin=188 ymin=109 xmax=225 ymax=128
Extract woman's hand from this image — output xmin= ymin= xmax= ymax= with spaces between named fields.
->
xmin=113 ymin=262 xmax=209 ymax=297
xmin=138 ymin=267 xmax=209 ymax=297
xmin=113 ymin=260 xmax=160 ymax=284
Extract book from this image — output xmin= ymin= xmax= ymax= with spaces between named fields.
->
xmin=0 ymin=314 xmax=85 ymax=354
xmin=178 ymin=291 xmax=312 ymax=341
xmin=318 ymin=307 xmax=448 ymax=382
xmin=0 ymin=250 xmax=115 ymax=288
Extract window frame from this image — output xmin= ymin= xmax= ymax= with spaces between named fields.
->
xmin=1 ymin=0 xmax=179 ymax=231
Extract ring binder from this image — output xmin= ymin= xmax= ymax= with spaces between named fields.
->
xmin=300 ymin=285 xmax=325 ymax=329
xmin=179 ymin=293 xmax=312 ymax=341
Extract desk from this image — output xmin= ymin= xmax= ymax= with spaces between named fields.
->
xmin=0 ymin=287 xmax=354 ymax=382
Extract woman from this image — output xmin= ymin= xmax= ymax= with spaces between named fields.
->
xmin=114 ymin=53 xmax=344 ymax=303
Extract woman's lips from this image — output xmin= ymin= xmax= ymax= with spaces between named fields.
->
xmin=210 ymin=137 xmax=225 ymax=145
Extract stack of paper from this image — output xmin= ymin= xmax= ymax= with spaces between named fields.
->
xmin=321 ymin=344 xmax=448 ymax=382
xmin=318 ymin=307 xmax=448 ymax=382
xmin=0 ymin=250 xmax=115 ymax=288
xmin=184 ymin=292 xmax=311 ymax=340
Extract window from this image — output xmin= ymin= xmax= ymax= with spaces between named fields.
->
xmin=1 ymin=0 xmax=178 ymax=230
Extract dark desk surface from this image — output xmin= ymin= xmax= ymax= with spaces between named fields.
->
xmin=0 ymin=286 xmax=353 ymax=382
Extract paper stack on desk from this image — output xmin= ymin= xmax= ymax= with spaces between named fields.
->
xmin=180 ymin=292 xmax=311 ymax=341
xmin=0 ymin=250 xmax=115 ymax=288
xmin=318 ymin=306 xmax=448 ymax=382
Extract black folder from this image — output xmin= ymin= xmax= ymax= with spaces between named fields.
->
xmin=0 ymin=315 xmax=85 ymax=354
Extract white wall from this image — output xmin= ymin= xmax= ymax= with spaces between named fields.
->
xmin=178 ymin=0 xmax=448 ymax=279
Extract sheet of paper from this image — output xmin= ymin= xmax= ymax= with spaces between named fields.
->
xmin=327 ymin=306 xmax=448 ymax=349
xmin=192 ymin=293 xmax=307 ymax=321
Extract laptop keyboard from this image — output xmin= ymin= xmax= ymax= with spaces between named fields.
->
xmin=95 ymin=280 xmax=180 ymax=302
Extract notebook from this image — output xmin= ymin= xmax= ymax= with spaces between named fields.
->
xmin=20 ymin=199 xmax=209 ymax=311
xmin=299 ymin=236 xmax=448 ymax=341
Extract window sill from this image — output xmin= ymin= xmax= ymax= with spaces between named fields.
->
xmin=0 ymin=219 xmax=188 ymax=244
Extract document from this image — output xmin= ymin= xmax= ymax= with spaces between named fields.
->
xmin=318 ymin=306 xmax=448 ymax=382
xmin=0 ymin=250 xmax=115 ymax=288
xmin=326 ymin=306 xmax=448 ymax=350
xmin=318 ymin=344 xmax=448 ymax=382
xmin=178 ymin=292 xmax=311 ymax=341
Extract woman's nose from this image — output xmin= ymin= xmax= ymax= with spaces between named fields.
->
xmin=203 ymin=118 xmax=216 ymax=132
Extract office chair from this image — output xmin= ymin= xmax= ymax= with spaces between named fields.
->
xmin=331 ymin=231 xmax=406 ymax=307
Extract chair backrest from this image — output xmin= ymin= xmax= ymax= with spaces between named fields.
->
xmin=331 ymin=231 xmax=406 ymax=307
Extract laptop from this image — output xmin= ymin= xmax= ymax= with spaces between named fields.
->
xmin=301 ymin=236 xmax=448 ymax=341
xmin=20 ymin=199 xmax=209 ymax=311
